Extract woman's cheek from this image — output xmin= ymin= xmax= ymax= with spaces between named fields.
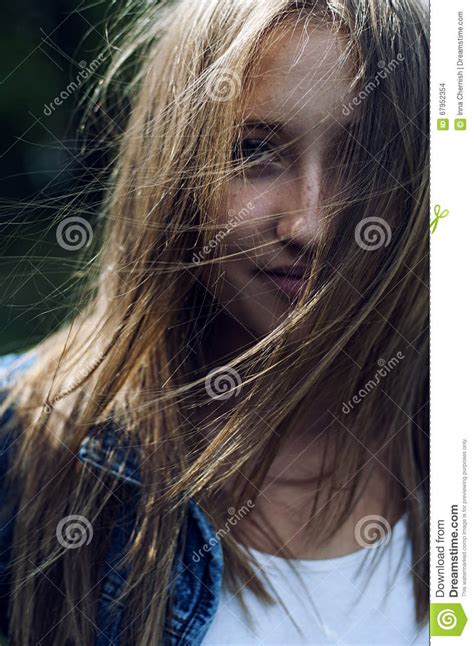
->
xmin=224 ymin=180 xmax=277 ymax=232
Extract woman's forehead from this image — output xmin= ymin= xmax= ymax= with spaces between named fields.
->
xmin=242 ymin=25 xmax=355 ymax=133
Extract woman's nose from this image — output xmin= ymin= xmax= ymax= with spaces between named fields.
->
xmin=275 ymin=160 xmax=324 ymax=248
xmin=276 ymin=213 xmax=314 ymax=247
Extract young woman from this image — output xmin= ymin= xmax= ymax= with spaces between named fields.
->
xmin=0 ymin=0 xmax=429 ymax=644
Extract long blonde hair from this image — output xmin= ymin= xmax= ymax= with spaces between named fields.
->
xmin=1 ymin=0 xmax=429 ymax=643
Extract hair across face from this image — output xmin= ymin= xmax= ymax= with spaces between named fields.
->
xmin=202 ymin=24 xmax=356 ymax=338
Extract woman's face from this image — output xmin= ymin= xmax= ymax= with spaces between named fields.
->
xmin=203 ymin=25 xmax=353 ymax=339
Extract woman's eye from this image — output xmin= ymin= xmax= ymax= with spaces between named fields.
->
xmin=232 ymin=138 xmax=283 ymax=178
xmin=233 ymin=138 xmax=276 ymax=164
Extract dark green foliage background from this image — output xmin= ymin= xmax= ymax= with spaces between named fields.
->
xmin=0 ymin=1 xmax=108 ymax=353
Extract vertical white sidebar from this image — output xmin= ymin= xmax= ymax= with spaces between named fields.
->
xmin=431 ymin=0 xmax=473 ymax=642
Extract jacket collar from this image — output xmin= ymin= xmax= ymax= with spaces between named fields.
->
xmin=78 ymin=420 xmax=142 ymax=486
xmin=77 ymin=422 xmax=224 ymax=558
xmin=78 ymin=420 xmax=224 ymax=644
xmin=2 ymin=351 xmax=224 ymax=640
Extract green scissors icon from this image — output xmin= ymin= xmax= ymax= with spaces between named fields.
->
xmin=430 ymin=205 xmax=449 ymax=235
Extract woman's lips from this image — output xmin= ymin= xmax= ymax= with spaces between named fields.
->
xmin=260 ymin=271 xmax=309 ymax=297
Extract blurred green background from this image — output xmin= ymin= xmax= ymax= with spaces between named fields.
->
xmin=0 ymin=0 xmax=110 ymax=354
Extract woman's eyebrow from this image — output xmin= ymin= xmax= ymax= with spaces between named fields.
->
xmin=239 ymin=119 xmax=286 ymax=135
xmin=239 ymin=116 xmax=350 ymax=138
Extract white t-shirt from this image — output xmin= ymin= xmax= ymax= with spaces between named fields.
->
xmin=202 ymin=514 xmax=429 ymax=645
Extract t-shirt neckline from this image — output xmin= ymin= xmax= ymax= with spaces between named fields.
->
xmin=244 ymin=512 xmax=409 ymax=573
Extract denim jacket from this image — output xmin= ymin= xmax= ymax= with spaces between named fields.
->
xmin=0 ymin=353 xmax=223 ymax=645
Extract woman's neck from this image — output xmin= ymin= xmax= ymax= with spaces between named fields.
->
xmin=217 ymin=418 xmax=403 ymax=559
xmin=197 ymin=317 xmax=404 ymax=561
